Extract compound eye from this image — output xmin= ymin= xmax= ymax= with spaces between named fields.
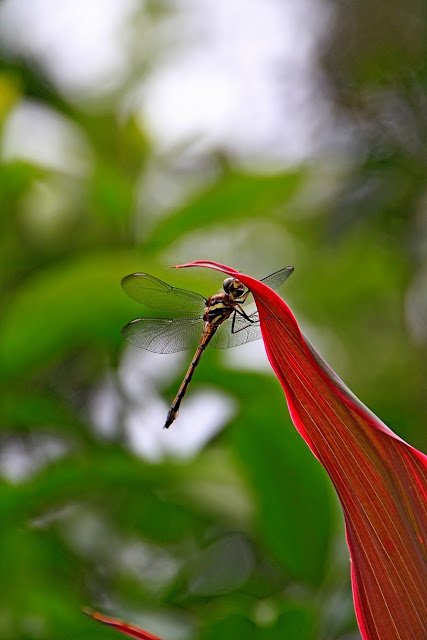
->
xmin=231 ymin=278 xmax=245 ymax=296
xmin=223 ymin=277 xmax=235 ymax=293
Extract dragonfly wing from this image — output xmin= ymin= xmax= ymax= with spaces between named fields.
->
xmin=122 ymin=273 xmax=206 ymax=316
xmin=243 ymin=266 xmax=294 ymax=306
xmin=122 ymin=317 xmax=204 ymax=353
xmin=210 ymin=312 xmax=262 ymax=349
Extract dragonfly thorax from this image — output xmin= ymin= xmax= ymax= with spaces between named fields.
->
xmin=222 ymin=277 xmax=245 ymax=299
xmin=204 ymin=293 xmax=234 ymax=325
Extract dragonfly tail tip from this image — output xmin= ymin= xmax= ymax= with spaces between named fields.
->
xmin=164 ymin=408 xmax=179 ymax=429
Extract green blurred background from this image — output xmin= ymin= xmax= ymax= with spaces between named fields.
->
xmin=0 ymin=1 xmax=426 ymax=639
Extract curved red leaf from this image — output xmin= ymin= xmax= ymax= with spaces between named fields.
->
xmin=176 ymin=260 xmax=427 ymax=640
xmin=83 ymin=608 xmax=164 ymax=640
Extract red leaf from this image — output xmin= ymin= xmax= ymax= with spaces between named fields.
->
xmin=176 ymin=260 xmax=427 ymax=640
xmin=83 ymin=608 xmax=164 ymax=640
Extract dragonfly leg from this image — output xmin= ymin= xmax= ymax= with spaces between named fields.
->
xmin=234 ymin=305 xmax=256 ymax=323
xmin=231 ymin=309 xmax=257 ymax=334
xmin=239 ymin=290 xmax=251 ymax=304
xmin=231 ymin=309 xmax=274 ymax=335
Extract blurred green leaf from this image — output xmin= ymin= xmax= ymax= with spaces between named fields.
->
xmin=198 ymin=602 xmax=317 ymax=640
xmin=145 ymin=170 xmax=304 ymax=251
xmin=198 ymin=613 xmax=257 ymax=640
xmin=0 ymin=251 xmax=160 ymax=378
xmin=0 ymin=387 xmax=81 ymax=433
xmin=0 ymin=161 xmax=44 ymax=204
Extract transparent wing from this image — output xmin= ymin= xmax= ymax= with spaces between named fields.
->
xmin=122 ymin=273 xmax=206 ymax=316
xmin=121 ymin=317 xmax=204 ymax=353
xmin=210 ymin=311 xmax=262 ymax=349
xmin=243 ymin=266 xmax=294 ymax=306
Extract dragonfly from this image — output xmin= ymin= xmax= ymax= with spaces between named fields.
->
xmin=121 ymin=267 xmax=294 ymax=428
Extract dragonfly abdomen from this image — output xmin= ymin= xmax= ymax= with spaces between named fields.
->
xmin=163 ymin=297 xmax=234 ymax=429
xmin=164 ymin=325 xmax=217 ymax=429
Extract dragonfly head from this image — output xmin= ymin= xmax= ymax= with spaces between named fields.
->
xmin=223 ymin=277 xmax=246 ymax=299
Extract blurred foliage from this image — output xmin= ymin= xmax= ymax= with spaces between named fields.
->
xmin=0 ymin=1 xmax=426 ymax=640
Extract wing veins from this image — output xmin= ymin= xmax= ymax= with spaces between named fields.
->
xmin=122 ymin=273 xmax=206 ymax=316
xmin=242 ymin=266 xmax=294 ymax=306
xmin=210 ymin=311 xmax=262 ymax=349
xmin=121 ymin=317 xmax=204 ymax=353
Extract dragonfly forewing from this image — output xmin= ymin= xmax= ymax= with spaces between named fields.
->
xmin=121 ymin=273 xmax=206 ymax=316
xmin=121 ymin=317 xmax=205 ymax=353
